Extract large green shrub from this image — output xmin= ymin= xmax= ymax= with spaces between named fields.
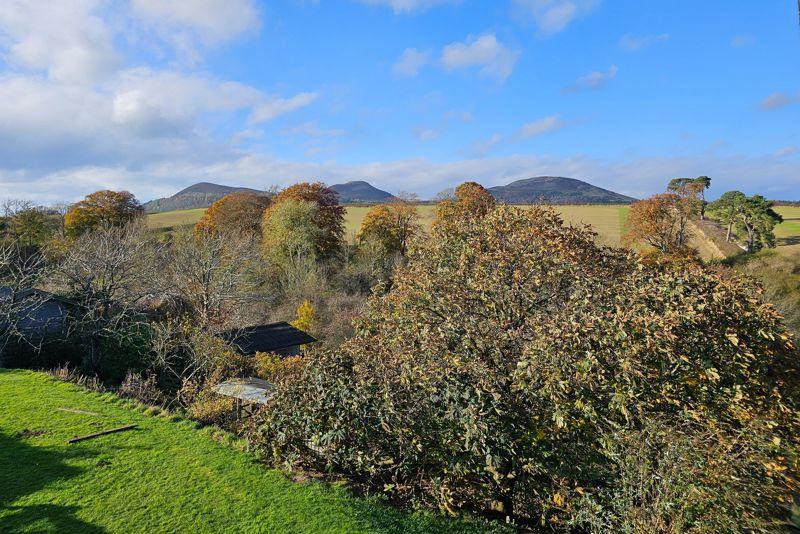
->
xmin=255 ymin=206 xmax=799 ymax=531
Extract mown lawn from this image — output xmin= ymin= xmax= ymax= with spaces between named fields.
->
xmin=0 ymin=369 xmax=502 ymax=533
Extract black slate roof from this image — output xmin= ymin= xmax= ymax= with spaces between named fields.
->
xmin=218 ymin=322 xmax=316 ymax=355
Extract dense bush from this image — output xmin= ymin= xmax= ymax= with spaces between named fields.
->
xmin=255 ymin=206 xmax=799 ymax=531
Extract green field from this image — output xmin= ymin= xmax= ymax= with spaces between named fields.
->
xmin=0 ymin=369 xmax=498 ymax=533
xmin=149 ymin=204 xmax=631 ymax=246
xmin=146 ymin=208 xmax=206 ymax=230
xmin=775 ymin=206 xmax=800 ymax=254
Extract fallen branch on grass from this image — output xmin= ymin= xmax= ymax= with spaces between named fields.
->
xmin=67 ymin=424 xmax=137 ymax=444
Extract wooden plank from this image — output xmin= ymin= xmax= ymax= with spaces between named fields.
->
xmin=67 ymin=424 xmax=137 ymax=444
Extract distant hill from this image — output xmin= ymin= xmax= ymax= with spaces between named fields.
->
xmin=144 ymin=182 xmax=261 ymax=213
xmin=488 ymin=176 xmax=636 ymax=204
xmin=329 ymin=181 xmax=395 ymax=204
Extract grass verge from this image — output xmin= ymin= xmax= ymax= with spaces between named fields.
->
xmin=0 ymin=369 xmax=502 ymax=533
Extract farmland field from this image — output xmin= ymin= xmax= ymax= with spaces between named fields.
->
xmin=775 ymin=206 xmax=800 ymax=255
xmin=0 ymin=369 xmax=499 ymax=533
xmin=149 ymin=204 xmax=631 ymax=246
xmin=146 ymin=208 xmax=206 ymax=230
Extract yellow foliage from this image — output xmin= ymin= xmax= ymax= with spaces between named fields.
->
xmin=292 ymin=299 xmax=318 ymax=335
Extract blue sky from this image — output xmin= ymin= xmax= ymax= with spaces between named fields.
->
xmin=0 ymin=0 xmax=798 ymax=203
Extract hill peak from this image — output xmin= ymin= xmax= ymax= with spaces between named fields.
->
xmin=175 ymin=182 xmax=259 ymax=196
xmin=329 ymin=181 xmax=395 ymax=203
xmin=488 ymin=176 xmax=635 ymax=204
xmin=144 ymin=182 xmax=262 ymax=213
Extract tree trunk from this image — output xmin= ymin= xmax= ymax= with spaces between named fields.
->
xmin=726 ymin=220 xmax=733 ymax=242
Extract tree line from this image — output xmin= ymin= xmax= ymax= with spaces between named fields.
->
xmin=624 ymin=175 xmax=783 ymax=255
xmin=1 ymin=179 xmax=797 ymax=531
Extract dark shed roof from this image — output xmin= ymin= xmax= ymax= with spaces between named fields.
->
xmin=218 ymin=322 xmax=316 ymax=355
xmin=0 ymin=287 xmax=78 ymax=306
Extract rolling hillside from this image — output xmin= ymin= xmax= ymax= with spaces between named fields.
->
xmin=143 ymin=183 xmax=262 ymax=213
xmin=329 ymin=181 xmax=395 ymax=203
xmin=488 ymin=176 xmax=635 ymax=204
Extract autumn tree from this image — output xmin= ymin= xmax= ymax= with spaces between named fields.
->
xmin=357 ymin=194 xmax=422 ymax=256
xmin=623 ymin=193 xmax=694 ymax=253
xmin=194 ymin=192 xmax=271 ymax=235
xmin=667 ymin=176 xmax=711 ymax=219
xmin=435 ymin=181 xmax=496 ymax=226
xmin=262 ymin=182 xmax=345 ymax=260
xmin=64 ymin=190 xmax=144 ymax=237
xmin=256 ymin=206 xmax=799 ymax=528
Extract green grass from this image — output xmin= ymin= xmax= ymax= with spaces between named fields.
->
xmin=774 ymin=206 xmax=800 ymax=255
xmin=146 ymin=208 xmax=206 ymax=229
xmin=149 ymin=204 xmax=632 ymax=246
xmin=0 ymin=369 xmax=501 ymax=533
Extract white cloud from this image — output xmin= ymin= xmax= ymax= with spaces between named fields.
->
xmin=619 ymin=33 xmax=669 ymax=51
xmin=392 ymin=48 xmax=430 ymax=77
xmin=0 ymin=0 xmax=121 ymax=84
xmin=7 ymin=151 xmax=800 ymax=206
xmin=562 ymin=64 xmax=617 ymax=93
xmin=130 ymin=0 xmax=260 ymax=42
xmin=249 ymin=92 xmax=319 ymax=124
xmin=512 ymin=0 xmax=599 ymax=35
xmin=441 ymin=34 xmax=520 ymax=82
xmin=517 ymin=115 xmax=565 ymax=138
xmin=759 ymin=91 xmax=799 ymax=110
xmin=358 ymin=0 xmax=455 ymax=13
xmin=0 ymin=4 xmax=317 ymax=179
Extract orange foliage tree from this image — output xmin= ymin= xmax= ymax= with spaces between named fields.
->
xmin=623 ymin=193 xmax=694 ymax=254
xmin=64 ymin=190 xmax=143 ymax=236
xmin=435 ymin=181 xmax=496 ymax=226
xmin=195 ymin=192 xmax=271 ymax=235
xmin=357 ymin=196 xmax=422 ymax=256
xmin=262 ymin=182 xmax=345 ymax=259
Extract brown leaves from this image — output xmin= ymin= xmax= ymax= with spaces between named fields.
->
xmin=64 ymin=190 xmax=143 ymax=236
xmin=256 ymin=203 xmax=800 ymax=528
xmin=194 ymin=192 xmax=271 ymax=236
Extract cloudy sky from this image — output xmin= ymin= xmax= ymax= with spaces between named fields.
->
xmin=0 ymin=0 xmax=798 ymax=204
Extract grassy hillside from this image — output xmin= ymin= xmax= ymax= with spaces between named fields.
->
xmin=149 ymin=204 xmax=631 ymax=246
xmin=0 ymin=370 xmax=500 ymax=533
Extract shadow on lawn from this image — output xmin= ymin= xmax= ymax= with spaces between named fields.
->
xmin=0 ymin=432 xmax=106 ymax=533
